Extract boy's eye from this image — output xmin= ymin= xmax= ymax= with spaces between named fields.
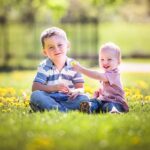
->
xmin=101 ymin=59 xmax=104 ymax=61
xmin=108 ymin=58 xmax=112 ymax=61
xmin=58 ymin=44 xmax=62 ymax=47
xmin=49 ymin=46 xmax=54 ymax=49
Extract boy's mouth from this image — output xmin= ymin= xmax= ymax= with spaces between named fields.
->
xmin=55 ymin=53 xmax=62 ymax=56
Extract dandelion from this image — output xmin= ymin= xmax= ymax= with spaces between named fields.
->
xmin=136 ymin=80 xmax=149 ymax=89
xmin=131 ymin=136 xmax=141 ymax=145
xmin=26 ymin=137 xmax=55 ymax=150
xmin=70 ymin=60 xmax=78 ymax=66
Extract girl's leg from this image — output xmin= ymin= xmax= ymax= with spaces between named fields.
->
xmin=30 ymin=90 xmax=67 ymax=112
xmin=101 ymin=101 xmax=126 ymax=113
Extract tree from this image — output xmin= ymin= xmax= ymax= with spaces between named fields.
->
xmin=61 ymin=0 xmax=124 ymax=23
xmin=0 ymin=0 xmax=69 ymax=69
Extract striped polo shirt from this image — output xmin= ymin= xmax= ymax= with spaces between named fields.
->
xmin=34 ymin=57 xmax=84 ymax=90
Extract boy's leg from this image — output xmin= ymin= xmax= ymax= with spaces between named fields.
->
xmin=80 ymin=99 xmax=101 ymax=114
xmin=49 ymin=92 xmax=69 ymax=102
xmin=60 ymin=94 xmax=89 ymax=110
xmin=101 ymin=101 xmax=125 ymax=113
xmin=79 ymin=101 xmax=91 ymax=113
xmin=30 ymin=90 xmax=67 ymax=112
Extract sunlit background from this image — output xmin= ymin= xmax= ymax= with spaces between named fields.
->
xmin=0 ymin=0 xmax=150 ymax=70
xmin=1 ymin=1 xmax=150 ymax=150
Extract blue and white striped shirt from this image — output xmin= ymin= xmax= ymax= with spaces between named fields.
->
xmin=34 ymin=57 xmax=84 ymax=90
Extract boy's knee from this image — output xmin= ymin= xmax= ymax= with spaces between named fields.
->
xmin=30 ymin=90 xmax=42 ymax=103
xmin=78 ymin=95 xmax=89 ymax=101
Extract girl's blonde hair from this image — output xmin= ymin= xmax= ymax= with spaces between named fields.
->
xmin=99 ymin=42 xmax=121 ymax=62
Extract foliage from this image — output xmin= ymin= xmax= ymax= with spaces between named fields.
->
xmin=62 ymin=0 xmax=124 ymax=22
xmin=0 ymin=22 xmax=150 ymax=69
xmin=0 ymin=0 xmax=69 ymax=23
xmin=0 ymin=0 xmax=149 ymax=23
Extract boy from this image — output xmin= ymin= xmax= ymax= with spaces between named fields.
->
xmin=72 ymin=42 xmax=129 ymax=114
xmin=30 ymin=27 xmax=89 ymax=112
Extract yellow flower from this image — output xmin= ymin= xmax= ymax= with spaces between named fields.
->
xmin=26 ymin=137 xmax=55 ymax=150
xmin=70 ymin=60 xmax=77 ymax=66
xmin=0 ymin=102 xmax=4 ymax=107
xmin=136 ymin=80 xmax=149 ymax=89
xmin=144 ymin=95 xmax=150 ymax=101
xmin=131 ymin=136 xmax=141 ymax=145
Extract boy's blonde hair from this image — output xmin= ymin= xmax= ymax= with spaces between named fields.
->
xmin=40 ymin=27 xmax=68 ymax=48
xmin=99 ymin=42 xmax=121 ymax=62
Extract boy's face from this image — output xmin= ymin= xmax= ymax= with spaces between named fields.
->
xmin=99 ymin=48 xmax=120 ymax=72
xmin=43 ymin=35 xmax=69 ymax=62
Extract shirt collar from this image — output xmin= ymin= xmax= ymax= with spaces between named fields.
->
xmin=45 ymin=57 xmax=72 ymax=69
xmin=106 ymin=68 xmax=119 ymax=73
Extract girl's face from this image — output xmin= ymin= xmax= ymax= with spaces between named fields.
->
xmin=43 ymin=35 xmax=69 ymax=62
xmin=99 ymin=49 xmax=120 ymax=72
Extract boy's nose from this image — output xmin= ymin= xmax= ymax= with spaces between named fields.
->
xmin=54 ymin=46 xmax=60 ymax=52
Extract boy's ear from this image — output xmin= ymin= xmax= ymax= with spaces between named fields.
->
xmin=67 ymin=41 xmax=71 ymax=51
xmin=42 ymin=49 xmax=47 ymax=56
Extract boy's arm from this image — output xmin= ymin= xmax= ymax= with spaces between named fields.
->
xmin=73 ymin=63 xmax=108 ymax=82
xmin=32 ymin=82 xmax=69 ymax=93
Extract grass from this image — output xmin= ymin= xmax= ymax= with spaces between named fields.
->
xmin=0 ymin=70 xmax=150 ymax=150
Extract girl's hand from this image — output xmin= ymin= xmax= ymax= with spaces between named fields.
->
xmin=93 ymin=89 xmax=102 ymax=98
xmin=70 ymin=60 xmax=78 ymax=66
xmin=93 ymin=90 xmax=100 ymax=98
xmin=70 ymin=60 xmax=81 ymax=72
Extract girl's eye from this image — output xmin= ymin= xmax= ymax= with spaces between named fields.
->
xmin=108 ymin=59 xmax=112 ymax=61
xmin=101 ymin=59 xmax=104 ymax=61
xmin=58 ymin=44 xmax=62 ymax=47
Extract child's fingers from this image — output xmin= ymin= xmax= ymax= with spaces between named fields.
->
xmin=70 ymin=60 xmax=78 ymax=67
xmin=68 ymin=92 xmax=79 ymax=100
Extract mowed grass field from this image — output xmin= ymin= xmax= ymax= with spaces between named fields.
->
xmin=0 ymin=70 xmax=150 ymax=150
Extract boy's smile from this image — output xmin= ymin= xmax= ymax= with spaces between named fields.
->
xmin=43 ymin=35 xmax=69 ymax=62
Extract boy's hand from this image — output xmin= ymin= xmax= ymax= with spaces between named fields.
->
xmin=68 ymin=88 xmax=84 ymax=100
xmin=54 ymin=84 xmax=69 ymax=93
xmin=68 ymin=92 xmax=79 ymax=100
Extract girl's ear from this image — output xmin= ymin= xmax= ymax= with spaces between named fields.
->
xmin=118 ymin=59 xmax=121 ymax=65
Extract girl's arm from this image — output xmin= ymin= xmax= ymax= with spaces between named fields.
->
xmin=73 ymin=63 xmax=108 ymax=82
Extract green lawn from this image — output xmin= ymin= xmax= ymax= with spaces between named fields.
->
xmin=0 ymin=71 xmax=150 ymax=150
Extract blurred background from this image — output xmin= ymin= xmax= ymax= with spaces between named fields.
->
xmin=0 ymin=0 xmax=150 ymax=70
